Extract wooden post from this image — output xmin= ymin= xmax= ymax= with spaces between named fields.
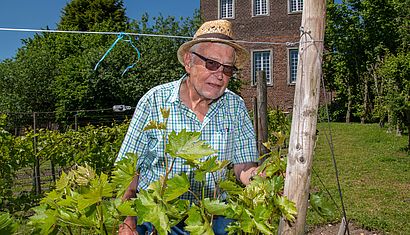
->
xmin=253 ymin=97 xmax=259 ymax=144
xmin=278 ymin=0 xmax=326 ymax=234
xmin=74 ymin=112 xmax=78 ymax=131
xmin=33 ymin=112 xmax=41 ymax=195
xmin=256 ymin=70 xmax=268 ymax=156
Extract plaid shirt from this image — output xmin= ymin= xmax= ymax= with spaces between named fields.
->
xmin=117 ymin=75 xmax=258 ymax=201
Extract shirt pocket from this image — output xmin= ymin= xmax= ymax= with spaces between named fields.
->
xmin=145 ymin=129 xmax=166 ymax=167
xmin=210 ymin=123 xmax=235 ymax=162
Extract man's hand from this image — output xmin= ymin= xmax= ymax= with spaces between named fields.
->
xmin=239 ymin=166 xmax=258 ymax=185
xmin=118 ymin=216 xmax=138 ymax=235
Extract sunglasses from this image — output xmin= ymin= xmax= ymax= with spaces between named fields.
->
xmin=191 ymin=52 xmax=237 ymax=77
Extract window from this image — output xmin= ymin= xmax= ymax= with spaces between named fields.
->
xmin=288 ymin=49 xmax=299 ymax=84
xmin=289 ymin=0 xmax=303 ymax=13
xmin=253 ymin=0 xmax=269 ymax=16
xmin=252 ymin=50 xmax=272 ymax=86
xmin=220 ymin=0 xmax=234 ymax=19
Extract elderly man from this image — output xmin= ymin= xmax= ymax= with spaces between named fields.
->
xmin=118 ymin=19 xmax=259 ymax=235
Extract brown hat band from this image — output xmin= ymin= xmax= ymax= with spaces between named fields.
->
xmin=196 ymin=33 xmax=233 ymax=41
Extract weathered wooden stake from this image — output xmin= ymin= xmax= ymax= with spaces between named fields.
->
xmin=278 ymin=0 xmax=326 ymax=234
xmin=253 ymin=97 xmax=259 ymax=143
xmin=256 ymin=70 xmax=268 ymax=156
xmin=33 ymin=112 xmax=41 ymax=195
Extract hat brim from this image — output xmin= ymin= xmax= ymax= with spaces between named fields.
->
xmin=177 ymin=38 xmax=249 ymax=69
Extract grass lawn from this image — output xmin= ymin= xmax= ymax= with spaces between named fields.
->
xmin=307 ymin=122 xmax=410 ymax=234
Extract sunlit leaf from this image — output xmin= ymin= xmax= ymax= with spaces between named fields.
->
xmin=203 ymin=198 xmax=228 ymax=216
xmin=112 ymin=152 xmax=139 ymax=197
xmin=55 ymin=171 xmax=70 ymax=191
xmin=144 ymin=120 xmax=166 ymax=130
xmin=275 ymin=196 xmax=297 ymax=222
xmin=74 ymin=165 xmax=96 ymax=186
xmin=184 ymin=206 xmax=214 ymax=235
xmin=309 ymin=192 xmax=335 ymax=218
xmin=117 ymin=199 xmax=138 ymax=217
xmin=77 ymin=173 xmax=113 ymax=210
xmin=166 ymin=130 xmax=217 ymax=160
xmin=0 ymin=212 xmax=18 ymax=235
xmin=161 ymin=108 xmax=170 ymax=119
xmin=163 ymin=173 xmax=190 ymax=202
xmin=219 ymin=180 xmax=243 ymax=195
xmin=136 ymin=191 xmax=170 ymax=235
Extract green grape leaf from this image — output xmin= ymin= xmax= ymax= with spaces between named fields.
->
xmin=166 ymin=130 xmax=217 ymax=160
xmin=309 ymin=192 xmax=335 ymax=218
xmin=203 ymin=198 xmax=228 ymax=216
xmin=144 ymin=120 xmax=166 ymax=130
xmin=219 ymin=180 xmax=243 ymax=195
xmin=112 ymin=152 xmax=139 ymax=197
xmin=77 ymin=173 xmax=113 ymax=210
xmin=194 ymin=170 xmax=207 ymax=182
xmin=184 ymin=205 xmax=202 ymax=226
xmin=0 ymin=212 xmax=18 ymax=235
xmin=28 ymin=205 xmax=59 ymax=235
xmin=163 ymin=173 xmax=190 ymax=202
xmin=253 ymin=204 xmax=271 ymax=222
xmin=136 ymin=191 xmax=170 ymax=235
xmin=41 ymin=190 xmax=62 ymax=208
xmin=199 ymin=156 xmax=230 ymax=173
xmin=166 ymin=200 xmax=190 ymax=227
xmin=117 ymin=199 xmax=138 ymax=217
xmin=267 ymin=176 xmax=284 ymax=195
xmin=161 ymin=108 xmax=170 ymax=119
xmin=74 ymin=165 xmax=96 ymax=186
xmin=55 ymin=171 xmax=70 ymax=191
xmin=253 ymin=219 xmax=273 ymax=235
xmin=184 ymin=206 xmax=214 ymax=235
xmin=239 ymin=209 xmax=254 ymax=233
xmin=275 ymin=196 xmax=297 ymax=222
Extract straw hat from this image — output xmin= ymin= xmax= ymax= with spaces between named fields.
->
xmin=177 ymin=19 xmax=249 ymax=69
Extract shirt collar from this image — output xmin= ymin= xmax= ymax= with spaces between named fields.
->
xmin=168 ymin=74 xmax=187 ymax=103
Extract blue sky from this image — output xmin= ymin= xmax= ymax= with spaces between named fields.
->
xmin=0 ymin=1 xmax=342 ymax=61
xmin=0 ymin=0 xmax=200 ymax=61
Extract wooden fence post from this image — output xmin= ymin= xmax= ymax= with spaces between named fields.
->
xmin=253 ymin=97 xmax=259 ymax=144
xmin=278 ymin=0 xmax=326 ymax=234
xmin=256 ymin=70 xmax=268 ymax=156
xmin=33 ymin=112 xmax=41 ymax=195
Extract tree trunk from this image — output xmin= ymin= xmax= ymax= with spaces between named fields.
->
xmin=346 ymin=85 xmax=352 ymax=123
xmin=361 ymin=78 xmax=369 ymax=124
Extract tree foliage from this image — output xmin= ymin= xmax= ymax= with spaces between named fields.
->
xmin=324 ymin=0 xmax=409 ymax=130
xmin=0 ymin=0 xmax=202 ymax=124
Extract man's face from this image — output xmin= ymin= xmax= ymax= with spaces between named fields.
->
xmin=184 ymin=42 xmax=236 ymax=101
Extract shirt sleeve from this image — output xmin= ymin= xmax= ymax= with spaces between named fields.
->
xmin=232 ymin=101 xmax=259 ymax=165
xmin=116 ymin=94 xmax=151 ymax=169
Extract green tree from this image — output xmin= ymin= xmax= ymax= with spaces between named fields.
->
xmin=58 ymin=0 xmax=127 ymax=31
xmin=376 ymin=52 xmax=410 ymax=146
xmin=324 ymin=0 xmax=409 ymax=126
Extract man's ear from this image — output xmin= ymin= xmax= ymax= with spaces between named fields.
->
xmin=183 ymin=52 xmax=192 ymax=71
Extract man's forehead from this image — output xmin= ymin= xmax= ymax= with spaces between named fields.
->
xmin=195 ymin=42 xmax=236 ymax=53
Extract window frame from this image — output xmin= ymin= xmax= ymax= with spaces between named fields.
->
xmin=287 ymin=48 xmax=299 ymax=85
xmin=252 ymin=0 xmax=270 ymax=17
xmin=288 ymin=0 xmax=303 ymax=14
xmin=251 ymin=49 xmax=273 ymax=86
xmin=219 ymin=0 xmax=235 ymax=19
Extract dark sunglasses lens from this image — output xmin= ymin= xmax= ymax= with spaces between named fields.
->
xmin=205 ymin=60 xmax=221 ymax=71
xmin=223 ymin=67 xmax=234 ymax=76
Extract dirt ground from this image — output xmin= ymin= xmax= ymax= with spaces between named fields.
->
xmin=307 ymin=222 xmax=380 ymax=235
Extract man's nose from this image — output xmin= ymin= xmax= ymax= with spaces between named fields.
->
xmin=214 ymin=66 xmax=225 ymax=80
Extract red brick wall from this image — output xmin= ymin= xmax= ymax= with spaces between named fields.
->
xmin=200 ymin=0 xmax=302 ymax=112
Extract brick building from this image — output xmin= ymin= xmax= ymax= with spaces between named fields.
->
xmin=200 ymin=0 xmax=303 ymax=111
